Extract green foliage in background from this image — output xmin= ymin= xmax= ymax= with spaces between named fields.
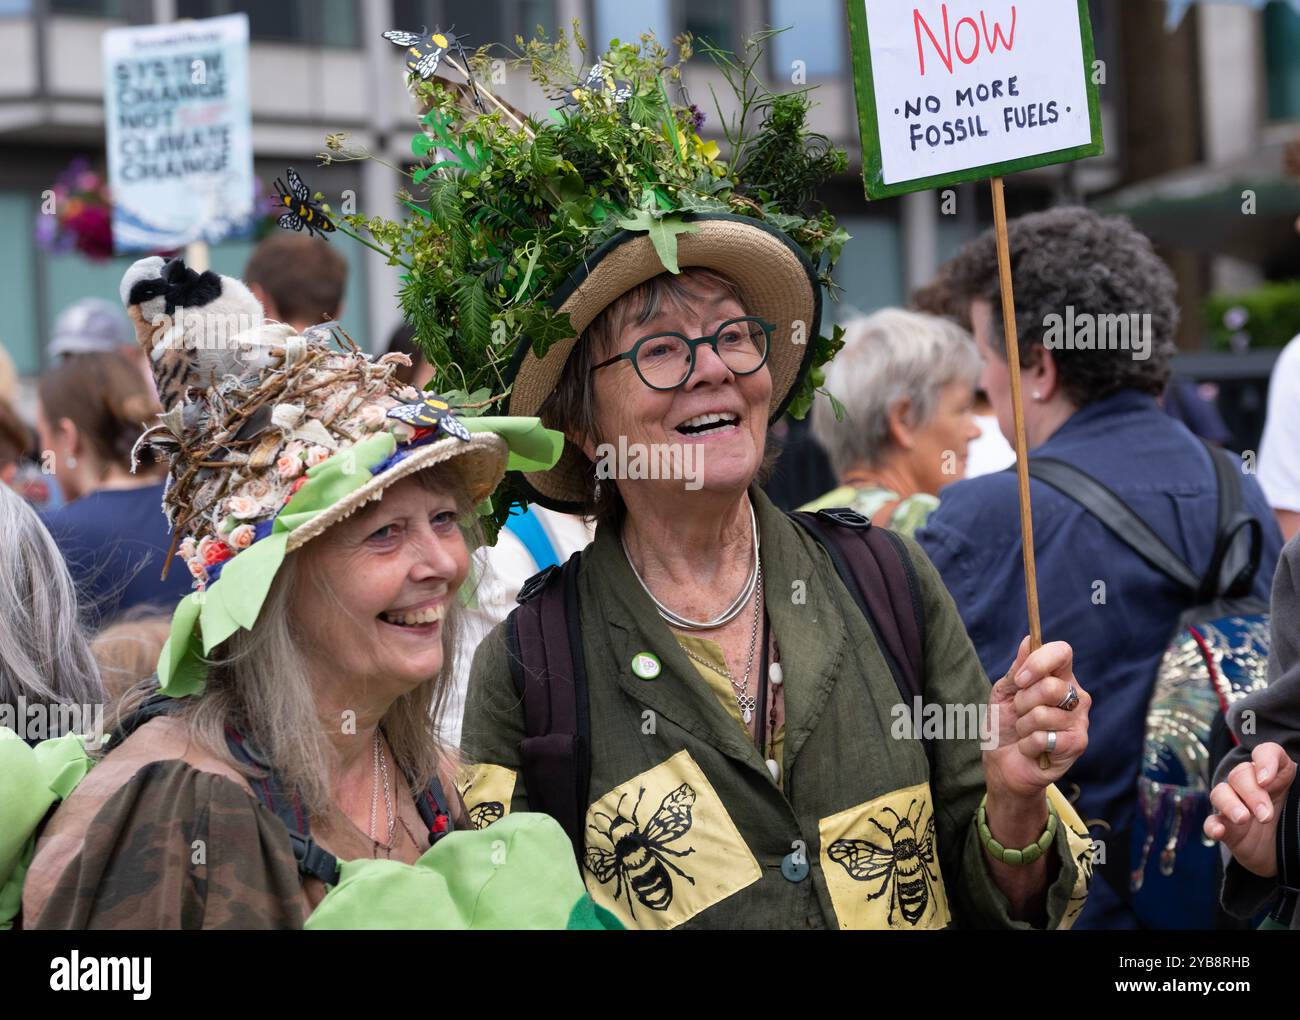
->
xmin=1206 ymin=280 xmax=1300 ymax=351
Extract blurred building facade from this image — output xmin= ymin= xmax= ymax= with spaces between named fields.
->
xmin=0 ymin=0 xmax=1296 ymax=447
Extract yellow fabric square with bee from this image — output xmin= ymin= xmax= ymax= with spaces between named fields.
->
xmin=582 ymin=749 xmax=761 ymax=929
xmin=1047 ymin=783 xmax=1092 ymax=930
xmin=456 ymin=763 xmax=516 ymax=830
xmin=818 ymin=781 xmax=952 ymax=930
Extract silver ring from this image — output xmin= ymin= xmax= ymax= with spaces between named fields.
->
xmin=1046 ymin=731 xmax=1058 ymax=754
xmin=1057 ymin=685 xmax=1080 ymax=712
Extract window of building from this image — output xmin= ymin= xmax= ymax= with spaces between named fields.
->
xmin=175 ymin=0 xmax=361 ymax=48
xmin=831 ymin=215 xmax=904 ymax=317
xmin=49 ymin=0 xmax=118 ymax=14
xmin=682 ymin=0 xmax=735 ymax=51
xmin=390 ymin=0 xmax=557 ymax=48
xmin=1266 ymin=3 xmax=1300 ymax=122
xmin=768 ymin=0 xmax=843 ymax=78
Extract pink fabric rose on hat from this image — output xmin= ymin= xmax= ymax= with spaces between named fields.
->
xmin=359 ymin=404 xmax=387 ymax=431
xmin=188 ymin=557 xmax=208 ymax=583
xmin=305 ymin=445 xmax=331 ymax=468
xmin=228 ymin=524 xmax=256 ymax=550
xmin=227 ymin=495 xmax=261 ymax=519
xmin=179 ymin=536 xmax=198 ymax=561
xmin=277 ymin=449 xmax=304 ymax=479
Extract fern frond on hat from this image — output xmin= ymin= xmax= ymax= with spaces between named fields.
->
xmin=120 ymin=256 xmax=562 ymax=696
xmin=321 ymin=22 xmax=850 ymax=514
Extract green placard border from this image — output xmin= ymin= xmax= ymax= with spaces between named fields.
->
xmin=845 ymin=0 xmax=1105 ymax=200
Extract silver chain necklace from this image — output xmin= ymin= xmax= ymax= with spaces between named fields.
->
xmin=680 ymin=562 xmax=764 ymax=723
xmin=369 ymin=729 xmax=396 ymax=852
xmin=622 ymin=502 xmax=759 ymax=631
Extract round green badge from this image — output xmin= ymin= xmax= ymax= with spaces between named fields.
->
xmin=631 ymin=652 xmax=661 ymax=680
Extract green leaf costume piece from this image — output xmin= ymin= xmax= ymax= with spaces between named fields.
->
xmin=304 ymin=812 xmax=622 ymax=930
xmin=0 ymin=729 xmax=93 ymax=929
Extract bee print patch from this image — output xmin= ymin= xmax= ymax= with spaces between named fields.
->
xmin=819 ymin=782 xmax=951 ymax=930
xmin=1047 ymin=784 xmax=1092 ymax=930
xmin=582 ymin=750 xmax=760 ymax=929
xmin=456 ymin=763 xmax=516 ymax=830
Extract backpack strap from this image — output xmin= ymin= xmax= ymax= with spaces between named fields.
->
xmin=788 ymin=508 xmax=930 ymax=766
xmin=223 ymin=726 xmax=342 ymax=887
xmin=1271 ymin=772 xmax=1300 ymax=927
xmin=1025 ymin=458 xmax=1202 ymax=592
xmin=413 ymin=773 xmax=453 ymax=843
xmin=1200 ymin=443 xmax=1262 ymax=602
xmin=507 ymin=550 xmax=590 ymax=858
xmin=1026 ymin=440 xmax=1263 ymax=601
xmin=788 ymin=509 xmax=926 ymax=702
xmin=106 ymin=690 xmax=183 ymax=749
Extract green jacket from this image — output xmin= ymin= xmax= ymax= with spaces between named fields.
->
xmin=462 ymin=490 xmax=1090 ymax=929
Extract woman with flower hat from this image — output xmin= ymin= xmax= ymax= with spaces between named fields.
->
xmin=20 ymin=257 xmax=614 ymax=930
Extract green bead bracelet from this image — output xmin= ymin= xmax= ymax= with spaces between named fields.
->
xmin=977 ymin=794 xmax=1058 ymax=866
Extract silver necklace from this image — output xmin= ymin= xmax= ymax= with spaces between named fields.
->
xmin=622 ymin=502 xmax=759 ymax=631
xmin=369 ymin=730 xmax=396 ymax=852
xmin=680 ymin=562 xmax=764 ymax=723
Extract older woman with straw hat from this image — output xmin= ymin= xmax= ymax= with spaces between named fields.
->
xmin=20 ymin=257 xmax=615 ymax=930
xmin=444 ymin=47 xmax=1093 ymax=931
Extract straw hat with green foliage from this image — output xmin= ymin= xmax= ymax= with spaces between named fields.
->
xmin=322 ymin=23 xmax=850 ymax=515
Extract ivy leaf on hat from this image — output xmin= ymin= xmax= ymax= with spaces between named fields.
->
xmin=615 ymin=193 xmax=700 ymax=275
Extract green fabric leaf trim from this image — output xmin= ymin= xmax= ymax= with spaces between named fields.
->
xmin=154 ymin=422 xmax=562 ymax=696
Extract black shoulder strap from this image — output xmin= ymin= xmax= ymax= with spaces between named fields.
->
xmin=413 ymin=773 xmax=453 ymax=842
xmin=1201 ymin=444 xmax=1262 ymax=601
xmin=107 ymin=690 xmax=181 ymax=749
xmin=1026 ymin=440 xmax=1261 ymax=600
xmin=1272 ymin=773 xmax=1300 ymax=926
xmin=507 ymin=550 xmax=590 ymax=858
xmin=1026 ymin=458 xmax=1202 ymax=592
xmin=223 ymin=726 xmax=342 ymax=887
xmin=788 ymin=509 xmax=926 ymax=705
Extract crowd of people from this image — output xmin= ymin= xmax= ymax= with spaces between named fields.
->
xmin=1 ymin=204 xmax=1298 ymax=931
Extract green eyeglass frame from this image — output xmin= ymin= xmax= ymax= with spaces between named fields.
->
xmin=589 ymin=316 xmax=774 ymax=391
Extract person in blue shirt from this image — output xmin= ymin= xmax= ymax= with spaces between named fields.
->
xmin=36 ymin=351 xmax=191 ymax=625
xmin=916 ymin=207 xmax=1284 ymax=928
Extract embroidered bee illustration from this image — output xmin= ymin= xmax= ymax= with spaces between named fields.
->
xmin=382 ymin=27 xmax=464 ymax=80
xmin=468 ymin=801 xmax=504 ymax=830
xmin=828 ymin=798 xmax=940 ymax=927
xmin=274 ymin=168 xmax=336 ymax=239
xmin=585 ymin=783 xmax=697 ymax=920
xmin=557 ymin=61 xmax=633 ymax=109
xmin=386 ymin=393 xmax=471 ymax=442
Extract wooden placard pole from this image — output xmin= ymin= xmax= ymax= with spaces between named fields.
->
xmin=990 ymin=176 xmax=1050 ymax=770
xmin=185 ymin=240 xmax=210 ymax=273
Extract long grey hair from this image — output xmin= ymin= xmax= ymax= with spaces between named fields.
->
xmin=0 ymin=483 xmax=104 ymax=729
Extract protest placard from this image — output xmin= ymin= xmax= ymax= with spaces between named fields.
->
xmin=102 ymin=14 xmax=253 ymax=253
xmin=847 ymin=1 xmax=1103 ymax=199
xmin=846 ymin=3 xmax=1107 ymax=746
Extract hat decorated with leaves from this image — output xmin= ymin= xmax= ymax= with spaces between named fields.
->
xmin=317 ymin=23 xmax=850 ymax=513
xmin=120 ymin=255 xmax=562 ymax=696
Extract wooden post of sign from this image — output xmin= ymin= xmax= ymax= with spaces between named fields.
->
xmin=989 ymin=176 xmax=1050 ymax=771
xmin=185 ymin=240 xmax=210 ymax=273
